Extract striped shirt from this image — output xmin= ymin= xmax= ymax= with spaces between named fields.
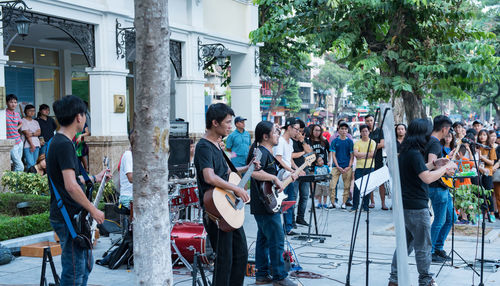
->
xmin=6 ymin=109 xmax=22 ymax=144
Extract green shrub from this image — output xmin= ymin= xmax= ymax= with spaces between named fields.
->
xmin=1 ymin=171 xmax=49 ymax=195
xmin=0 ymin=193 xmax=50 ymax=216
xmin=0 ymin=212 xmax=52 ymax=241
xmin=93 ymin=180 xmax=118 ymax=204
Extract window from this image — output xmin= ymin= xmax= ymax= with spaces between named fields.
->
xmin=71 ymin=53 xmax=89 ymax=103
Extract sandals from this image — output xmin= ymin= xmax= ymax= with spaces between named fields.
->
xmin=368 ymin=203 xmax=375 ymax=208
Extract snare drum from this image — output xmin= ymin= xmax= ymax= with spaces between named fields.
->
xmin=180 ymin=186 xmax=199 ymax=207
xmin=171 ymin=222 xmax=213 ymax=265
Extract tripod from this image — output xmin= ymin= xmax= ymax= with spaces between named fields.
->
xmin=436 ymin=176 xmax=479 ymax=278
xmin=40 ymin=246 xmax=60 ymax=286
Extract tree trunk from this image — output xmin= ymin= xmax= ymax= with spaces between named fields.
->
xmin=391 ymin=93 xmax=405 ymax=124
xmin=133 ymin=0 xmax=173 ymax=285
xmin=332 ymin=89 xmax=341 ymax=124
xmin=402 ymin=90 xmax=427 ymax=125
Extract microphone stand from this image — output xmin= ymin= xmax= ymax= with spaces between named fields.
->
xmin=345 ymin=108 xmax=389 ymax=286
xmin=468 ymin=145 xmax=488 ymax=286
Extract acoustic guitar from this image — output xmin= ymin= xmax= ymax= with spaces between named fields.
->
xmin=203 ymin=149 xmax=262 ymax=232
xmin=440 ymin=140 xmax=462 ymax=189
xmin=261 ymin=152 xmax=316 ymax=213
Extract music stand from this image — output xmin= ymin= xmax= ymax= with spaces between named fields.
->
xmin=436 ymin=175 xmax=480 ymax=278
xmin=295 ymin=177 xmax=332 ymax=243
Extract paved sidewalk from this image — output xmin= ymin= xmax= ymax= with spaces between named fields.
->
xmin=1 ymin=193 xmax=499 ymax=285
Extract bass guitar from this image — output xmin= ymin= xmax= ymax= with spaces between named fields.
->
xmin=75 ymin=157 xmax=110 ymax=248
xmin=203 ymin=149 xmax=262 ymax=232
xmin=261 ymin=152 xmax=316 ymax=213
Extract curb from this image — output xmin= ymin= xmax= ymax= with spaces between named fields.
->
xmin=373 ymin=224 xmax=500 ymax=243
xmin=0 ymin=231 xmax=55 ymax=249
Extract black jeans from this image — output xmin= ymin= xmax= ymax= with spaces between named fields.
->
xmin=203 ymin=215 xmax=248 ymax=286
xmin=295 ymin=180 xmax=310 ymax=220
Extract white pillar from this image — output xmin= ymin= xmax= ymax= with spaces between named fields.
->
xmin=230 ymin=47 xmax=261 ymax=130
xmin=175 ymin=34 xmax=206 ymax=134
xmin=0 ymin=54 xmax=8 ymax=140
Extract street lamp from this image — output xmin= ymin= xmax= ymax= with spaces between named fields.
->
xmin=14 ymin=13 xmax=30 ymax=38
xmin=0 ymin=1 xmax=32 ymax=38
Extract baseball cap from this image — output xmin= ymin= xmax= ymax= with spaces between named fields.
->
xmin=282 ymin=117 xmax=297 ymax=129
xmin=234 ymin=116 xmax=247 ymax=124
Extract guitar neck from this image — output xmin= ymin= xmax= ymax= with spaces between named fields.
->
xmin=238 ymin=164 xmax=255 ymax=188
xmin=93 ymin=177 xmax=108 ymax=208
xmin=282 ymin=162 xmax=309 ymax=189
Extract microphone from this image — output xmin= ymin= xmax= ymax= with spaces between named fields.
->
xmin=461 ymin=138 xmax=491 ymax=150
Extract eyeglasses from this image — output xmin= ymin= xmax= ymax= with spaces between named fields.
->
xmin=292 ymin=127 xmax=300 ymax=132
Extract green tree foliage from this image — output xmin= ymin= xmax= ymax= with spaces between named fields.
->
xmin=250 ymin=0 xmax=499 ymax=123
xmin=255 ymin=3 xmax=312 ymax=113
xmin=312 ymin=58 xmax=352 ymax=122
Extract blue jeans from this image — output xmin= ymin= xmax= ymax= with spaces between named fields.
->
xmin=352 ymin=168 xmax=373 ymax=211
xmin=23 ymin=147 xmax=39 ymax=169
xmin=10 ymin=143 xmax=24 ymax=171
xmin=50 ymin=220 xmax=93 ymax=286
xmin=282 ymin=184 xmax=297 ymax=233
xmin=294 ymin=179 xmax=310 ymax=220
xmin=254 ymin=214 xmax=288 ymax=281
xmin=40 ymin=144 xmax=47 ymax=156
xmin=428 ymin=187 xmax=457 ymax=253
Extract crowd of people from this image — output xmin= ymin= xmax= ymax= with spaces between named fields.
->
xmin=206 ymin=103 xmax=500 ymax=286
xmin=5 ymin=94 xmax=91 ymax=175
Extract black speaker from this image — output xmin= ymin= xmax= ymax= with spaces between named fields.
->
xmin=168 ymin=138 xmax=190 ymax=174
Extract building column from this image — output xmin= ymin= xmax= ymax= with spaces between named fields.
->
xmin=84 ymin=15 xmax=130 ymax=175
xmin=174 ymin=34 xmax=206 ymax=136
xmin=0 ymin=43 xmax=14 ymax=174
xmin=230 ymin=47 xmax=261 ymax=130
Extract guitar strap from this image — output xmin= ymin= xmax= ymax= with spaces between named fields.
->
xmin=46 ymin=138 xmax=79 ymax=240
xmin=220 ymin=147 xmax=239 ymax=174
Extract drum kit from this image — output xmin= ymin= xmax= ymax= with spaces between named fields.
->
xmin=168 ymin=178 xmax=214 ymax=267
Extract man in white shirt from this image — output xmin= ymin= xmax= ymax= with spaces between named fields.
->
xmin=119 ymin=135 xmax=133 ymax=208
xmin=274 ymin=118 xmax=300 ymax=235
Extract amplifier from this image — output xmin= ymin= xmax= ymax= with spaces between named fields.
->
xmin=168 ymin=138 xmax=190 ymax=177
xmin=170 ymin=121 xmax=189 ymax=137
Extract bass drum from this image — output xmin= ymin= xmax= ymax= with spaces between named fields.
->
xmin=171 ymin=222 xmax=213 ymax=265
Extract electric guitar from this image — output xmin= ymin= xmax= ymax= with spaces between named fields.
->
xmin=203 ymin=149 xmax=262 ymax=232
xmin=261 ymin=152 xmax=316 ymax=213
xmin=74 ymin=157 xmax=110 ymax=248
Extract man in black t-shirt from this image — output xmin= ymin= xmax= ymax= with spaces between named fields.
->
xmin=365 ymin=114 xmax=388 ymax=210
xmin=47 ymin=95 xmax=108 ymax=285
xmin=424 ymin=115 xmax=456 ymax=263
xmin=388 ymin=119 xmax=456 ymax=286
xmin=194 ymin=103 xmax=256 ymax=286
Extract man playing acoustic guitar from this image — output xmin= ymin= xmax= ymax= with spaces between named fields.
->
xmin=194 ymin=103 xmax=258 ymax=286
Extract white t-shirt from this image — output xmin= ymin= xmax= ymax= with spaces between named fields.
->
xmin=119 ymin=150 xmax=133 ymax=197
xmin=274 ymin=136 xmax=294 ymax=169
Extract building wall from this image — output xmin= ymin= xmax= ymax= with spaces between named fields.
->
xmin=203 ymin=0 xmax=250 ymax=41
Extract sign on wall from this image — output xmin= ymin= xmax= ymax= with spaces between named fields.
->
xmin=114 ymin=94 xmax=126 ymax=113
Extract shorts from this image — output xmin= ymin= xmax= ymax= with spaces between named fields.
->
xmin=316 ymin=184 xmax=330 ymax=197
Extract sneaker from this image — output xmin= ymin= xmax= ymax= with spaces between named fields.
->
xmin=287 ymin=231 xmax=298 ymax=236
xmin=436 ymin=249 xmax=450 ymax=260
xmin=296 ymin=218 xmax=309 ymax=226
xmin=426 ymin=279 xmax=438 ymax=286
xmin=327 ymin=204 xmax=336 ymax=209
xmin=273 ymin=277 xmax=297 ymax=286
xmin=256 ymin=275 xmax=273 ymax=285
xmin=341 ymin=203 xmax=346 ymax=209
xmin=346 ymin=200 xmax=353 ymax=207
xmin=489 ymin=214 xmax=496 ymax=223
xmin=432 ymin=253 xmax=446 ymax=263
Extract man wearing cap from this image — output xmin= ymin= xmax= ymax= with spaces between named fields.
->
xmin=226 ymin=116 xmax=251 ymax=167
xmin=473 ymin=120 xmax=483 ymax=135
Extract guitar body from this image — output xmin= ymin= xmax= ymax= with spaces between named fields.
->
xmin=203 ymin=172 xmax=245 ymax=232
xmin=261 ymin=181 xmax=288 ymax=213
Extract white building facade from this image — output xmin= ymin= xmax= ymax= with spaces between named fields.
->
xmin=0 ymin=0 xmax=260 ymax=174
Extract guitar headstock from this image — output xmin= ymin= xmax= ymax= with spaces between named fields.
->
xmin=303 ymin=152 xmax=316 ymax=166
xmin=253 ymin=147 xmax=262 ymax=162
xmin=103 ymin=156 xmax=110 ymax=170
